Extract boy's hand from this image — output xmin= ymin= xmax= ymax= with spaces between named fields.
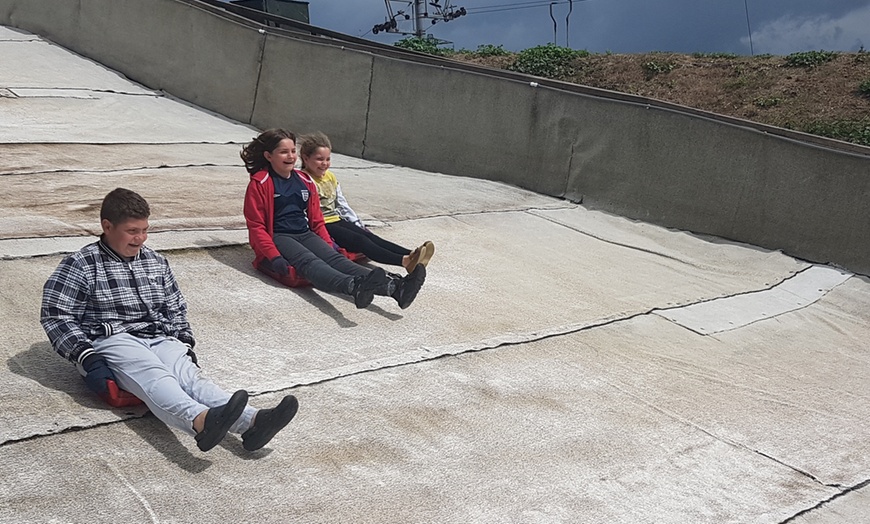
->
xmin=81 ymin=355 xmax=116 ymax=398
xmin=177 ymin=333 xmax=196 ymax=349
xmin=173 ymin=334 xmax=198 ymax=366
xmin=185 ymin=345 xmax=198 ymax=366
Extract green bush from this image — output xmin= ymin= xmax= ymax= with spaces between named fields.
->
xmin=642 ymin=59 xmax=676 ymax=77
xmin=802 ymin=119 xmax=870 ymax=146
xmin=859 ymin=78 xmax=870 ymax=96
xmin=394 ymin=37 xmax=450 ymax=56
xmin=784 ymin=50 xmax=837 ymax=68
xmin=507 ymin=44 xmax=588 ymax=78
xmin=473 ymin=44 xmax=509 ymax=57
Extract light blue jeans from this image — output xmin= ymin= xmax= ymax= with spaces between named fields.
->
xmin=90 ymin=333 xmax=256 ymax=436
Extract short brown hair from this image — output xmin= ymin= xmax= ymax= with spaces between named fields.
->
xmin=100 ymin=188 xmax=150 ymax=224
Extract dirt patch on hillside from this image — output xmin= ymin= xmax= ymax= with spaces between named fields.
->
xmin=451 ymin=51 xmax=870 ymax=146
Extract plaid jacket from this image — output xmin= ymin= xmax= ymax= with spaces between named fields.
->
xmin=40 ymin=239 xmax=195 ymax=365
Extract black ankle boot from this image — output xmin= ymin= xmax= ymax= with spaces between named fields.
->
xmin=350 ymin=267 xmax=387 ymax=308
xmin=392 ymin=265 xmax=426 ymax=309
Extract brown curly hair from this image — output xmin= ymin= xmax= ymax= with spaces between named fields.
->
xmin=240 ymin=128 xmax=296 ymax=174
xmin=297 ymin=131 xmax=332 ymax=169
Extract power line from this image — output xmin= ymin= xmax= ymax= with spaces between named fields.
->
xmin=369 ymin=0 xmax=583 ymax=36
xmin=467 ymin=0 xmax=568 ymax=10
xmin=464 ymin=0 xmax=585 ymax=15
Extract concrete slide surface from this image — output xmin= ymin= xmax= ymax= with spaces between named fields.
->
xmin=2 ymin=25 xmax=869 ymax=524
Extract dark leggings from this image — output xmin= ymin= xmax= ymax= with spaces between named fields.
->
xmin=326 ymin=219 xmax=410 ymax=267
xmin=273 ymin=231 xmax=370 ymax=294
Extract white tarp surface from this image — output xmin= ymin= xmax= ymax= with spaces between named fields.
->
xmin=0 ymin=210 xmax=816 ymax=443
xmin=2 ymin=23 xmax=868 ymax=524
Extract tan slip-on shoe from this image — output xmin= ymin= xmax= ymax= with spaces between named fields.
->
xmin=404 ymin=245 xmax=422 ymax=273
xmin=417 ymin=240 xmax=435 ymax=268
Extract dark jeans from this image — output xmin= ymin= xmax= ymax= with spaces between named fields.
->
xmin=273 ymin=231 xmax=370 ymax=294
xmin=326 ymin=220 xmax=410 ymax=267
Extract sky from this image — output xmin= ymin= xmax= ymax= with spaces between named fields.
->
xmin=298 ymin=0 xmax=870 ymax=55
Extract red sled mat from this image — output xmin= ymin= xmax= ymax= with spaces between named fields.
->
xmin=103 ymin=379 xmax=144 ymax=408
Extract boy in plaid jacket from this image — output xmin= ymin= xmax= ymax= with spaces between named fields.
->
xmin=41 ymin=188 xmax=297 ymax=452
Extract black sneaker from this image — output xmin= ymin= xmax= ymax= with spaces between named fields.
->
xmin=242 ymin=395 xmax=299 ymax=451
xmin=194 ymin=390 xmax=248 ymax=452
xmin=351 ymin=267 xmax=387 ymax=309
xmin=392 ymin=264 xmax=426 ymax=309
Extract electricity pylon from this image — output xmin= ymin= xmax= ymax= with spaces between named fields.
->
xmin=372 ymin=0 xmax=467 ymax=38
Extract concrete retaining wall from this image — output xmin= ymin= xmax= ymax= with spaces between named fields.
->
xmin=564 ymin=99 xmax=870 ymax=271
xmin=1 ymin=0 xmax=868 ymax=273
xmin=251 ymin=35 xmax=372 ymax=158
xmin=366 ymin=59 xmax=574 ymax=197
xmin=1 ymin=0 xmax=262 ymax=123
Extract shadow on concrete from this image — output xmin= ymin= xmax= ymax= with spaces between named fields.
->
xmin=345 ymin=296 xmax=403 ymax=321
xmin=7 ymin=342 xmax=111 ymax=411
xmin=202 ymin=245 xmax=402 ymax=324
xmin=11 ymin=344 xmax=250 ymax=471
xmin=216 ymin=433 xmax=276 ymax=460
xmin=122 ymin=416 xmax=213 ymax=473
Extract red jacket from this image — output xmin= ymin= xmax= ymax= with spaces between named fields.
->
xmin=243 ymin=168 xmax=333 ymax=270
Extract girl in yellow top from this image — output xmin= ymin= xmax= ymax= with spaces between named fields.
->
xmin=298 ymin=132 xmax=434 ymax=273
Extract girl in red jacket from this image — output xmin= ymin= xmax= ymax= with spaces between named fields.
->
xmin=242 ymin=129 xmax=425 ymax=309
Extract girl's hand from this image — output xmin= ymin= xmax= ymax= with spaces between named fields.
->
xmin=269 ymin=256 xmax=291 ymax=277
